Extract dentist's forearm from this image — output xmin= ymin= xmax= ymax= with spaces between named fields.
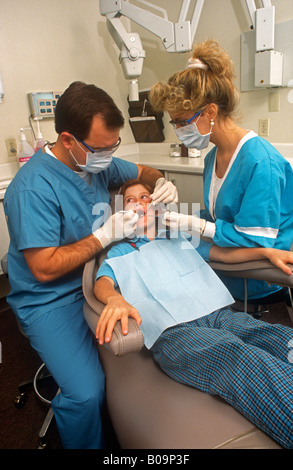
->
xmin=137 ymin=164 xmax=164 ymax=188
xmin=23 ymin=234 xmax=103 ymax=283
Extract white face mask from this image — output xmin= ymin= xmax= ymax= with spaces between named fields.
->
xmin=175 ymin=115 xmax=213 ymax=150
xmin=70 ymin=137 xmax=113 ymax=174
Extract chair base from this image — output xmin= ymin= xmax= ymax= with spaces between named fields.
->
xmin=14 ymin=363 xmax=59 ymax=448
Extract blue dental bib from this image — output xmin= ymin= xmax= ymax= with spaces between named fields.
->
xmin=106 ymin=236 xmax=233 ymax=348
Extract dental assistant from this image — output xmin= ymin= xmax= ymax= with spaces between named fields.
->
xmin=4 ymin=81 xmax=177 ymax=449
xmin=149 ymin=40 xmax=293 ymax=302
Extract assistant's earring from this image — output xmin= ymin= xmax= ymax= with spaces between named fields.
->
xmin=210 ymin=119 xmax=214 ymax=126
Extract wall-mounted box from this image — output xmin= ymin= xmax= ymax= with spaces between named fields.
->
xmin=241 ymin=19 xmax=293 ymax=91
xmin=255 ymin=50 xmax=283 ymax=87
xmin=28 ymin=91 xmax=63 ymax=118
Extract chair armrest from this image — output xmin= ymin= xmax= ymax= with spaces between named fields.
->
xmin=82 ymin=257 xmax=144 ymax=356
xmin=209 ymin=259 xmax=293 ymax=288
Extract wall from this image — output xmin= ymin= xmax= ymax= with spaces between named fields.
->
xmin=0 ymin=0 xmax=133 ymax=165
xmin=0 ymin=0 xmax=292 ymax=166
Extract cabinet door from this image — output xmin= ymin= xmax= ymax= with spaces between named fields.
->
xmin=166 ymin=172 xmax=205 ymax=214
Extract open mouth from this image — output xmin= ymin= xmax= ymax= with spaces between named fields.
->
xmin=136 ymin=208 xmax=145 ymax=218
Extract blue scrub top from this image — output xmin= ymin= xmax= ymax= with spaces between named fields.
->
xmin=202 ymin=135 xmax=293 ymax=300
xmin=4 ymin=149 xmax=138 ymax=325
xmin=203 ymin=135 xmax=293 ymax=250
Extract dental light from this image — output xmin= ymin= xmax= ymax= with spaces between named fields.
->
xmin=99 ymin=0 xmax=281 ymax=99
xmin=99 ymin=0 xmax=205 ymax=101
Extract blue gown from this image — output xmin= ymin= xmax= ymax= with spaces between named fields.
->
xmin=202 ymin=133 xmax=293 ymax=300
xmin=4 ymin=148 xmax=138 ymax=448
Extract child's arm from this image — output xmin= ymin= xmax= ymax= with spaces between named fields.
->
xmin=94 ymin=276 xmax=142 ymax=345
xmin=209 ymin=245 xmax=293 ymax=276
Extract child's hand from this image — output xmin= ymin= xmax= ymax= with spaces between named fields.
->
xmin=96 ymin=295 xmax=142 ymax=345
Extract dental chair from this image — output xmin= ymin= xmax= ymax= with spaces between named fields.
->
xmin=209 ymin=259 xmax=293 ymax=322
xmin=82 ymin=250 xmax=293 ymax=449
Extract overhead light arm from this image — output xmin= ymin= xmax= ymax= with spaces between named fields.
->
xmin=245 ymin=0 xmax=275 ymax=51
xmin=99 ymin=0 xmax=205 ymax=100
xmin=100 ymin=1 xmax=279 ymax=98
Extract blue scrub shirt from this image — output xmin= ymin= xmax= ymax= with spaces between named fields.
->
xmin=4 ymin=148 xmax=138 ymax=326
xmin=202 ymin=135 xmax=293 ymax=300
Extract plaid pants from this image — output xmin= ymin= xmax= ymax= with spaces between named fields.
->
xmin=151 ymin=308 xmax=293 ymax=448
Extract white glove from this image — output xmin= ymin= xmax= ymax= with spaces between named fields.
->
xmin=93 ymin=210 xmax=139 ymax=248
xmin=163 ymin=211 xmax=202 ymax=234
xmin=150 ymin=178 xmax=178 ymax=205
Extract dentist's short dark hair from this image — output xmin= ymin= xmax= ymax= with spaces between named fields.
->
xmin=55 ymin=81 xmax=124 ymax=140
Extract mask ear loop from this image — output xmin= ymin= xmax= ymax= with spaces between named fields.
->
xmin=72 ymin=136 xmax=87 ymax=154
xmin=69 ymin=149 xmax=82 ymax=168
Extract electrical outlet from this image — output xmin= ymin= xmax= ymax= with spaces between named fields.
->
xmin=259 ymin=118 xmax=270 ymax=137
xmin=5 ymin=137 xmax=17 ymax=158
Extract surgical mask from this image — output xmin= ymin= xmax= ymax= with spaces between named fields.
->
xmin=70 ymin=137 xmax=113 ymax=174
xmin=174 ymin=115 xmax=213 ymax=150
xmin=70 ymin=149 xmax=112 ymax=174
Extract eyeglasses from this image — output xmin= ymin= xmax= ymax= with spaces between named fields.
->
xmin=74 ymin=136 xmax=121 ymax=154
xmin=169 ymin=111 xmax=201 ymax=129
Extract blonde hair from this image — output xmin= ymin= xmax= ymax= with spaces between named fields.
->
xmin=149 ymin=40 xmax=239 ymax=120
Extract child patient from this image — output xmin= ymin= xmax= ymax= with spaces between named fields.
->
xmin=94 ymin=179 xmax=293 ymax=449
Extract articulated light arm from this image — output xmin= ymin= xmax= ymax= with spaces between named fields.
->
xmin=99 ymin=0 xmax=278 ymax=99
xmin=99 ymin=0 xmax=204 ymax=100
xmin=245 ymin=0 xmax=275 ymax=51
xmin=244 ymin=0 xmax=283 ymax=88
xmin=106 ymin=16 xmax=146 ymax=100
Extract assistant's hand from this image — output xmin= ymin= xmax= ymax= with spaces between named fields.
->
xmin=163 ymin=211 xmax=203 ymax=234
xmin=265 ymin=249 xmax=293 ymax=276
xmin=93 ymin=210 xmax=139 ymax=248
xmin=96 ymin=295 xmax=142 ymax=345
xmin=150 ymin=178 xmax=178 ymax=205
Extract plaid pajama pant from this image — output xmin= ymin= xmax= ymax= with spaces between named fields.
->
xmin=151 ymin=308 xmax=293 ymax=449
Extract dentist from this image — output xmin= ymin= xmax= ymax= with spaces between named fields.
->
xmin=150 ymin=40 xmax=293 ymax=304
xmin=4 ymin=81 xmax=177 ymax=449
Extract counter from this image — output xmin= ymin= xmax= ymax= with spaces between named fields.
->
xmin=1 ymin=142 xmax=292 ymax=181
xmin=115 ymin=142 xmax=205 ymax=174
xmin=115 ymin=144 xmax=206 ymax=174
xmin=115 ymin=142 xmax=293 ymax=171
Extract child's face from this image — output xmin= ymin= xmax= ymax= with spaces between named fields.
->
xmin=123 ymin=184 xmax=156 ymax=234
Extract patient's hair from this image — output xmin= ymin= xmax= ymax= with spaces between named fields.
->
xmin=55 ymin=81 xmax=124 ymax=140
xmin=149 ymin=39 xmax=239 ymax=120
xmin=119 ymin=179 xmax=153 ymax=202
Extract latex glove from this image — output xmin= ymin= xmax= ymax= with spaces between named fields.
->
xmin=163 ymin=211 xmax=203 ymax=234
xmin=93 ymin=210 xmax=139 ymax=248
xmin=150 ymin=178 xmax=178 ymax=205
